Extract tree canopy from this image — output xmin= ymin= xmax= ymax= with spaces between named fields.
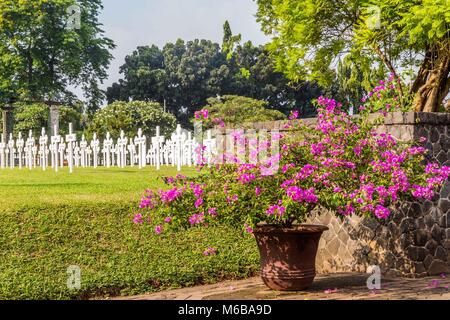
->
xmin=0 ymin=0 xmax=115 ymax=113
xmin=12 ymin=102 xmax=83 ymax=136
xmin=256 ymin=0 xmax=450 ymax=112
xmin=87 ymin=101 xmax=177 ymax=139
xmin=106 ymin=22 xmax=324 ymax=125
xmin=199 ymin=95 xmax=286 ymax=129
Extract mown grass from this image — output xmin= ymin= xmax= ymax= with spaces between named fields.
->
xmin=0 ymin=167 xmax=259 ymax=300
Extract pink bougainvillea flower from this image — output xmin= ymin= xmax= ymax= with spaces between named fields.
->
xmin=133 ymin=213 xmax=144 ymax=224
xmin=289 ymin=110 xmax=299 ymax=120
xmin=203 ymin=247 xmax=217 ymax=256
xmin=194 ymin=109 xmax=209 ymax=120
xmin=188 ymin=212 xmax=205 ymax=225
xmin=244 ymin=223 xmax=254 ymax=234
xmin=266 ymin=205 xmax=286 ymax=217
xmin=208 ymin=207 xmax=218 ymax=217
xmin=324 ymin=288 xmax=338 ymax=294
xmin=226 ymin=194 xmax=238 ymax=203
xmin=237 ymin=173 xmax=256 ymax=184
xmin=255 ymin=186 xmax=261 ymax=196
xmin=213 ymin=117 xmax=225 ymax=128
xmin=427 ymin=279 xmax=441 ymax=288
xmin=154 ymin=225 xmax=162 ymax=234
xmin=194 ymin=197 xmax=204 ymax=208
xmin=374 ymin=205 xmax=390 ymax=219
xmin=164 ymin=216 xmax=172 ymax=223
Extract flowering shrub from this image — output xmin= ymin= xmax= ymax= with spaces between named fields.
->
xmin=359 ymin=74 xmax=413 ymax=113
xmin=135 ymin=94 xmax=449 ymax=235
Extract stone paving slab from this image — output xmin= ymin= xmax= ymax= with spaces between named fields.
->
xmin=113 ymin=273 xmax=450 ymax=300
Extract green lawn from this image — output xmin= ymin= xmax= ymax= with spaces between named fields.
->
xmin=0 ymin=167 xmax=258 ymax=299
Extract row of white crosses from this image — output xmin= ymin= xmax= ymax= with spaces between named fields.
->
xmin=0 ymin=123 xmax=217 ymax=172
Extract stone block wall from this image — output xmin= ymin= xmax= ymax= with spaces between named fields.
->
xmin=215 ymin=112 xmax=450 ymax=277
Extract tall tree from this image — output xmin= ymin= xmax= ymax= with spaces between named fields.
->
xmin=0 ymin=0 xmax=115 ymax=113
xmin=255 ymin=0 xmax=450 ymax=112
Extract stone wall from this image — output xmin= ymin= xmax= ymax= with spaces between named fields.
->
xmin=215 ymin=112 xmax=450 ymax=277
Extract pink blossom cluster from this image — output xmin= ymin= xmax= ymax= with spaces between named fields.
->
xmin=135 ymin=88 xmax=450 ymax=244
xmin=194 ymin=109 xmax=209 ymax=119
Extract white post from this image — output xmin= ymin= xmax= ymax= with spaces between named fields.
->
xmin=86 ymin=147 xmax=92 ymax=167
xmin=156 ymin=126 xmax=161 ymax=170
xmin=58 ymin=138 xmax=65 ymax=169
xmin=16 ymin=132 xmax=24 ymax=169
xmin=118 ymin=130 xmax=127 ymax=168
xmin=186 ymin=132 xmax=192 ymax=167
xmin=0 ymin=135 xmax=5 ymax=169
xmin=51 ymin=125 xmax=61 ymax=172
xmin=173 ymin=125 xmax=183 ymax=171
xmin=91 ymin=133 xmax=100 ymax=168
xmin=127 ymin=143 xmax=136 ymax=167
xmin=39 ymin=128 xmax=48 ymax=171
xmin=80 ymin=135 xmax=88 ymax=168
xmin=65 ymin=123 xmax=76 ymax=173
xmin=103 ymin=132 xmax=112 ymax=168
xmin=74 ymin=142 xmax=80 ymax=167
xmin=25 ymin=130 xmax=35 ymax=170
xmin=8 ymin=133 xmax=15 ymax=169
xmin=134 ymin=129 xmax=146 ymax=169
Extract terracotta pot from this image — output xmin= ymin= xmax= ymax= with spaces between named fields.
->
xmin=253 ymin=224 xmax=328 ymax=291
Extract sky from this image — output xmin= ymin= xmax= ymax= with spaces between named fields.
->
xmin=80 ymin=0 xmax=269 ymax=99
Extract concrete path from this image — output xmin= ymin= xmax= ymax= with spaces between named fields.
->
xmin=113 ymin=273 xmax=450 ymax=300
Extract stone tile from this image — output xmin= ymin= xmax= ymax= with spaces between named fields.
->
xmin=113 ymin=273 xmax=450 ymax=301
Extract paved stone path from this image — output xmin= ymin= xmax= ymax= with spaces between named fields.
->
xmin=114 ymin=273 xmax=450 ymax=300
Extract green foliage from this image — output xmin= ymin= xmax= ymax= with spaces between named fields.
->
xmin=0 ymin=167 xmax=258 ymax=299
xmin=12 ymin=103 xmax=83 ymax=136
xmin=199 ymin=95 xmax=286 ymax=129
xmin=0 ymin=0 xmax=115 ymax=112
xmin=140 ymin=96 xmax=447 ymax=236
xmin=255 ymin=0 xmax=450 ymax=108
xmin=336 ymin=55 xmax=387 ymax=109
xmin=87 ymin=101 xmax=177 ymax=139
xmin=106 ymin=24 xmax=325 ymax=123
xmin=222 ymin=20 xmax=242 ymax=59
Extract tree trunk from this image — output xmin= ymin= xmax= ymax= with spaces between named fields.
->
xmin=2 ymin=105 xmax=14 ymax=143
xmin=49 ymin=104 xmax=60 ymax=136
xmin=412 ymin=42 xmax=450 ymax=112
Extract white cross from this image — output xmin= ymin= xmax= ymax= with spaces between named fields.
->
xmin=103 ymin=132 xmax=113 ymax=168
xmin=117 ymin=130 xmax=128 ymax=168
xmin=8 ymin=134 xmax=15 ymax=169
xmin=39 ymin=128 xmax=49 ymax=170
xmin=134 ymin=128 xmax=147 ymax=169
xmin=50 ymin=125 xmax=61 ymax=172
xmin=86 ymin=147 xmax=92 ymax=167
xmin=80 ymin=135 xmax=88 ymax=168
xmin=65 ymin=123 xmax=77 ymax=173
xmin=203 ymin=130 xmax=217 ymax=166
xmin=151 ymin=126 xmax=165 ymax=170
xmin=171 ymin=125 xmax=185 ymax=171
xmin=74 ymin=142 xmax=81 ymax=167
xmin=16 ymin=132 xmax=24 ymax=169
xmin=90 ymin=133 xmax=100 ymax=168
xmin=24 ymin=130 xmax=35 ymax=170
xmin=127 ymin=142 xmax=136 ymax=167
xmin=58 ymin=138 xmax=66 ymax=168
xmin=0 ymin=135 xmax=6 ymax=169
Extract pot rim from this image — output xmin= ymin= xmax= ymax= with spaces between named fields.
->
xmin=254 ymin=223 xmax=329 ymax=234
